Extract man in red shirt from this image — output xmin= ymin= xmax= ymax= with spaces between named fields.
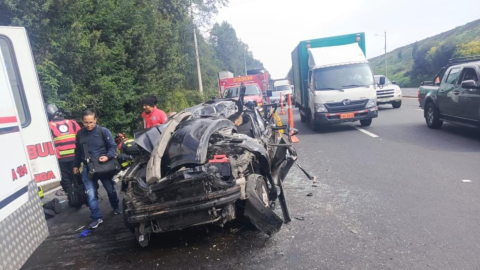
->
xmin=141 ymin=95 xmax=168 ymax=129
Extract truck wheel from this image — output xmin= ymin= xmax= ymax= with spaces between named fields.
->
xmin=309 ymin=115 xmax=321 ymax=131
xmin=360 ymin=119 xmax=372 ymax=126
xmin=425 ymin=103 xmax=443 ymax=129
xmin=300 ymin=112 xmax=307 ymax=123
xmin=392 ymin=101 xmax=402 ymax=108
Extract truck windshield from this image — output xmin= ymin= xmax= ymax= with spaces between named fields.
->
xmin=313 ymin=63 xmax=374 ymax=90
xmin=224 ymin=85 xmax=260 ymax=98
xmin=274 ymin=85 xmax=291 ymax=91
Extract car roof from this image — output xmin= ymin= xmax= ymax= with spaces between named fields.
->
xmin=450 ymin=61 xmax=480 ymax=69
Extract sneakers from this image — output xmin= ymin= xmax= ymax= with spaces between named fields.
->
xmin=89 ymin=219 xmax=103 ymax=229
xmin=113 ymin=206 xmax=121 ymax=215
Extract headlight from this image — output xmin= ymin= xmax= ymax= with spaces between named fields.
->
xmin=366 ymin=99 xmax=377 ymax=108
xmin=315 ymin=103 xmax=328 ymax=113
xmin=258 ymin=102 xmax=263 ymax=107
xmin=395 ymin=87 xmax=402 ymax=94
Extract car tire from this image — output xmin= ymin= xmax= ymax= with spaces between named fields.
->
xmin=244 ymin=174 xmax=283 ymax=236
xmin=425 ymin=102 xmax=443 ymax=129
xmin=392 ymin=101 xmax=402 ymax=108
xmin=360 ymin=118 xmax=372 ymax=126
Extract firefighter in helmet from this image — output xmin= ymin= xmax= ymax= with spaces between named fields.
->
xmin=46 ymin=104 xmax=81 ymax=195
xmin=114 ymin=133 xmax=138 ymax=168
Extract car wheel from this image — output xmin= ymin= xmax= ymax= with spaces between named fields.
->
xmin=425 ymin=103 xmax=443 ymax=129
xmin=244 ymin=174 xmax=283 ymax=236
xmin=360 ymin=118 xmax=372 ymax=126
xmin=392 ymin=101 xmax=402 ymax=108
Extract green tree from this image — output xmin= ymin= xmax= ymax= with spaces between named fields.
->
xmin=454 ymin=40 xmax=480 ymax=57
xmin=0 ymin=0 xmax=249 ymax=135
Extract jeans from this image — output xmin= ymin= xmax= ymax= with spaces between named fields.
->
xmin=82 ymin=169 xmax=119 ymax=220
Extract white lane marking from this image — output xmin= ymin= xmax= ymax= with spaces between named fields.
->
xmin=355 ymin=127 xmax=379 ymax=138
xmin=462 ymin=180 xmax=472 ymax=183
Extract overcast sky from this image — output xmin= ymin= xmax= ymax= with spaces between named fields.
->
xmin=214 ymin=0 xmax=480 ymax=78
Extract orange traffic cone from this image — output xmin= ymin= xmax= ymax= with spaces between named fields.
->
xmin=280 ymin=92 xmax=286 ymax=115
xmin=287 ymin=94 xmax=299 ymax=143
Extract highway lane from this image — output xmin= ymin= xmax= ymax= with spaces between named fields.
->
xmin=23 ymin=98 xmax=480 ymax=269
xmin=401 ymin=87 xmax=418 ymax=97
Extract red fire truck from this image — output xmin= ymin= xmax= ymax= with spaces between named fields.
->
xmin=218 ymin=70 xmax=270 ymax=97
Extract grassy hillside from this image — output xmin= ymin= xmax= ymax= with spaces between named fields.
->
xmin=370 ymin=19 xmax=480 ymax=87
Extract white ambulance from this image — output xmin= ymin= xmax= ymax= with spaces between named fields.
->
xmin=0 ymin=27 xmax=61 ymax=270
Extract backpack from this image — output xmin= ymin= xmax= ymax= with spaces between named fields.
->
xmin=68 ymin=174 xmax=87 ymax=208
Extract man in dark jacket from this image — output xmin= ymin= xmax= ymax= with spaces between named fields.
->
xmin=73 ymin=109 xmax=120 ymax=229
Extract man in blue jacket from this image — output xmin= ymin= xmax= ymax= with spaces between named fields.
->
xmin=73 ymin=109 xmax=120 ymax=229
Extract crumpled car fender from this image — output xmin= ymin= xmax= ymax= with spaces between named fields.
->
xmin=162 ymin=118 xmax=236 ymax=172
xmin=146 ymin=112 xmax=192 ymax=184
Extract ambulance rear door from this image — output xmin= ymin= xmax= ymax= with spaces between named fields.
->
xmin=0 ymin=45 xmax=49 ymax=270
xmin=0 ymin=27 xmax=60 ymax=186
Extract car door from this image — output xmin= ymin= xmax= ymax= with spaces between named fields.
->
xmin=457 ymin=67 xmax=480 ymax=121
xmin=437 ymin=67 xmax=462 ymax=116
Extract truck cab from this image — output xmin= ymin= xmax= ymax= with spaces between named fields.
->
xmin=270 ymin=79 xmax=293 ymax=105
xmin=223 ymin=83 xmax=264 ymax=107
xmin=305 ymin=43 xmax=377 ymax=129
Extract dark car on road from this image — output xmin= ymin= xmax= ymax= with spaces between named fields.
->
xmin=420 ymin=56 xmax=480 ymax=129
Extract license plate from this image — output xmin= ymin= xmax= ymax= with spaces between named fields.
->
xmin=340 ymin=113 xmax=354 ymax=119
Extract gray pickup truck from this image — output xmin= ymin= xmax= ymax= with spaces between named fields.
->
xmin=419 ymin=56 xmax=480 ymax=129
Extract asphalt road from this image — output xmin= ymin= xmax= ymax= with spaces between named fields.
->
xmin=401 ymin=87 xmax=418 ymax=97
xmin=23 ymin=98 xmax=480 ymax=270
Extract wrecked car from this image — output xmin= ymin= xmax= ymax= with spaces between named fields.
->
xmin=121 ymin=90 xmax=304 ymax=247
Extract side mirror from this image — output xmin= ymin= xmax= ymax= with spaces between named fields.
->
xmin=291 ymin=128 xmax=299 ymax=136
xmin=303 ymin=79 xmax=309 ymax=90
xmin=379 ymin=76 xmax=386 ymax=85
xmin=461 ymin=80 xmax=480 ymax=89
xmin=266 ymin=89 xmax=273 ymax=97
xmin=391 ymin=81 xmax=397 ymax=85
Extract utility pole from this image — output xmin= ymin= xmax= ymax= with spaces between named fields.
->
xmin=384 ymin=31 xmax=387 ymax=77
xmin=244 ymin=48 xmax=247 ymax=76
xmin=191 ymin=4 xmax=203 ymax=93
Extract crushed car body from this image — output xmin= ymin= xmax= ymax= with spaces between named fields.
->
xmin=121 ymin=95 xmax=299 ymax=247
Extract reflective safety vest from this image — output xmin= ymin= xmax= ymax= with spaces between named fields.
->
xmin=49 ymin=119 xmax=80 ymax=160
xmin=118 ymin=138 xmax=135 ymax=168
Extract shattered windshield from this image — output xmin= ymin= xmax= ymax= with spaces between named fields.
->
xmin=190 ymin=100 xmax=237 ymax=119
